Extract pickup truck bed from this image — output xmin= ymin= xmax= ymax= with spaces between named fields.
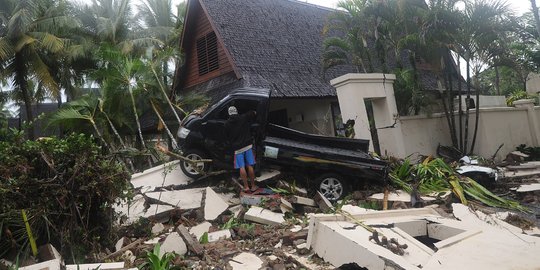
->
xmin=263 ymin=124 xmax=387 ymax=180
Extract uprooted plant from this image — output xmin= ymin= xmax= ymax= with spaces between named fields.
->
xmin=0 ymin=131 xmax=131 ymax=261
xmin=389 ymin=157 xmax=529 ymax=212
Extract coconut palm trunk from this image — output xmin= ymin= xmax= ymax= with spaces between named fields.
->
xmin=128 ymin=85 xmax=152 ymax=167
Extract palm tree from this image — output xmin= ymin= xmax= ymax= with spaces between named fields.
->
xmin=0 ymin=0 xmax=78 ymax=138
xmin=455 ymin=0 xmax=514 ymax=154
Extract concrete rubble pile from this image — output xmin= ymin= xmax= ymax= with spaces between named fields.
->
xmin=8 ymin=158 xmax=539 ymax=270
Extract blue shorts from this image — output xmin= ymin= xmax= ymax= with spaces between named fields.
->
xmin=234 ymin=148 xmax=256 ymax=169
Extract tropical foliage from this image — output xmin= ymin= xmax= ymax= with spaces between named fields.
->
xmin=0 ymin=131 xmax=131 ymax=260
xmin=323 ymin=0 xmax=536 ymax=155
xmin=389 ymin=157 xmax=529 ymax=212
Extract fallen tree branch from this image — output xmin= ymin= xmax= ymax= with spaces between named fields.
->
xmin=102 ymin=238 xmax=144 ymax=260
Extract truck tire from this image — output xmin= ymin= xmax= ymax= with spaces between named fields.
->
xmin=316 ymin=173 xmax=348 ymax=201
xmin=180 ymin=149 xmax=209 ymax=179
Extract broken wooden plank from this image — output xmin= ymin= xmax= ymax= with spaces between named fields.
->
xmin=176 ymin=225 xmax=204 ymax=256
xmin=103 ymin=239 xmax=144 ymax=260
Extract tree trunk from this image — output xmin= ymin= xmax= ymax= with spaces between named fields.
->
xmin=151 ymin=100 xmax=178 ymax=149
xmin=15 ymin=52 xmax=35 ymax=140
xmin=494 ymin=65 xmax=501 ymax=95
xmin=457 ymin=56 xmax=463 ymax=151
xmin=463 ymin=58 xmax=471 ymax=154
xmin=129 ymin=85 xmax=152 ymax=167
xmin=531 ymin=0 xmax=540 ymax=38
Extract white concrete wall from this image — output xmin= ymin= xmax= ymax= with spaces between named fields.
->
xmin=400 ymin=107 xmax=533 ymax=160
xmin=269 ymin=98 xmax=335 ymax=136
xmin=454 ymin=95 xmax=507 ymax=111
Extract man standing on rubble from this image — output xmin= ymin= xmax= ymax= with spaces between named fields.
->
xmin=225 ymin=106 xmax=258 ymax=193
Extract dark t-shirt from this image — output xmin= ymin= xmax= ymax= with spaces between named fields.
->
xmin=224 ymin=111 xmax=256 ymax=151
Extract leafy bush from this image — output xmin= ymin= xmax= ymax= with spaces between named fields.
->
xmin=506 ymin=90 xmax=538 ymax=106
xmin=0 ymin=132 xmax=131 ymax=260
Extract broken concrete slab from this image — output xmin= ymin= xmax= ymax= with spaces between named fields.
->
xmin=240 ymin=193 xmax=280 ymax=206
xmin=228 ymin=252 xmax=263 ymax=270
xmin=66 ymin=262 xmax=124 ymax=270
xmin=515 ymin=183 xmax=540 ymax=192
xmin=280 ymin=198 xmax=293 ymax=213
xmin=38 ymin=244 xmax=61 ymax=262
xmin=114 ymin=194 xmax=175 ymax=224
xmin=20 ymin=260 xmax=61 ymax=270
xmin=189 ymin=221 xmax=212 ymax=241
xmin=130 ymin=160 xmax=191 ymax=189
xmin=145 ymin=188 xmax=204 ymax=209
xmin=160 ymin=232 xmax=188 ymax=257
xmin=307 ymin=206 xmax=540 ymax=270
xmin=255 ymin=169 xmax=281 ymax=183
xmin=368 ymin=190 xmax=438 ymax=203
xmin=290 ymin=196 xmax=317 ymax=206
xmin=244 ymin=206 xmax=285 ymax=226
xmin=340 ymin=204 xmax=377 ymax=215
xmin=151 ymin=223 xmax=165 ymax=235
xmin=314 ymin=191 xmax=333 ymax=212
xmin=208 ymin=229 xmax=232 ymax=242
xmin=204 ymin=187 xmax=229 ymax=221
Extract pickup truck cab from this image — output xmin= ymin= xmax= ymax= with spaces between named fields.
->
xmin=177 ymin=88 xmax=387 ymax=200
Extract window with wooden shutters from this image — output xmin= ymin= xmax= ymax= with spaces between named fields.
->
xmin=196 ymin=32 xmax=219 ymax=76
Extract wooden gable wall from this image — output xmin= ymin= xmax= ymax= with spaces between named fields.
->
xmin=182 ymin=0 xmax=235 ymax=89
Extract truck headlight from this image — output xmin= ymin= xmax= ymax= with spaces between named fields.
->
xmin=177 ymin=127 xmax=190 ymax=139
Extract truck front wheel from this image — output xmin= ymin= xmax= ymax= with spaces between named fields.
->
xmin=316 ymin=173 xmax=348 ymax=201
xmin=180 ymin=149 xmax=209 ymax=179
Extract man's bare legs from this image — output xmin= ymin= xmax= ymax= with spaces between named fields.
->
xmin=239 ymin=167 xmax=249 ymax=191
xmin=247 ymin=165 xmax=258 ymax=190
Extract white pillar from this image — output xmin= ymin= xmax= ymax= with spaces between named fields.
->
xmin=331 ymin=73 xmax=406 ymax=157
xmin=514 ymin=99 xmax=540 ymax=147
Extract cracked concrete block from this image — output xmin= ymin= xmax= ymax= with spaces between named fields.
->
xmin=207 ymin=229 xmax=232 ymax=242
xmin=189 ymin=221 xmax=212 ymax=241
xmin=280 ymin=198 xmax=293 ymax=213
xmin=255 ymin=169 xmax=281 ymax=182
xmin=290 ymin=196 xmax=317 ymax=206
xmin=20 ymin=260 xmax=61 ymax=270
xmin=516 ymin=183 xmax=540 ymax=192
xmin=228 ymin=205 xmax=243 ymax=218
xmin=66 ymin=262 xmax=124 ymax=270
xmin=204 ymin=187 xmax=229 ymax=221
xmin=160 ymin=232 xmax=187 ymax=257
xmin=151 ymin=223 xmax=165 ymax=235
xmin=228 ymin=252 xmax=263 ymax=270
xmin=145 ymin=188 xmax=204 ymax=209
xmin=244 ymin=206 xmax=285 ymax=226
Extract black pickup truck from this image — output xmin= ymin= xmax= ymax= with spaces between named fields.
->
xmin=177 ymin=88 xmax=387 ymax=200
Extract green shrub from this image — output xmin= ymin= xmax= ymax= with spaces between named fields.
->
xmin=0 ymin=132 xmax=131 ymax=261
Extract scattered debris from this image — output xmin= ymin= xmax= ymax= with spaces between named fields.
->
xmin=228 ymin=252 xmax=263 ymax=270
xmin=204 ymin=187 xmax=229 ymax=220
xmin=160 ymin=232 xmax=187 ymax=257
xmin=314 ymin=191 xmax=334 ymax=212
xmin=244 ymin=206 xmax=286 ymax=225
xmin=19 ymin=260 xmax=61 ymax=270
xmin=176 ymin=225 xmax=204 ymax=256
xmin=207 ymin=229 xmax=233 ymax=242
xmin=189 ymin=221 xmax=212 ymax=240
xmin=515 ymin=183 xmax=540 ymax=192
xmin=290 ymin=195 xmax=317 ymax=206
xmin=151 ymin=223 xmax=165 ymax=234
